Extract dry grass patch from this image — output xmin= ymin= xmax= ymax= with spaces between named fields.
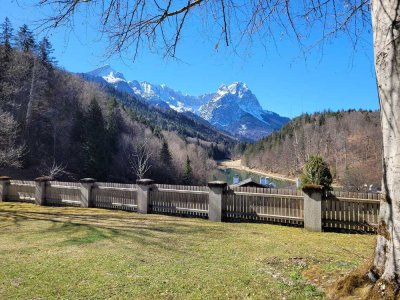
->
xmin=0 ymin=203 xmax=374 ymax=299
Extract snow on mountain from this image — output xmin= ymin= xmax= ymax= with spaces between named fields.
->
xmin=197 ymin=82 xmax=289 ymax=140
xmin=87 ymin=65 xmax=134 ymax=94
xmin=128 ymin=80 xmax=209 ymax=113
xmin=199 ymin=82 xmax=264 ymax=123
xmin=86 ymin=65 xmax=289 ymax=140
xmin=87 ymin=65 xmax=126 ymax=82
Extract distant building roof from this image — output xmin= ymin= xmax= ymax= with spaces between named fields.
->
xmin=230 ymin=178 xmax=266 ymax=188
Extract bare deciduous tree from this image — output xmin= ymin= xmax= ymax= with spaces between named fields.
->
xmin=38 ymin=160 xmax=66 ymax=179
xmin=0 ymin=109 xmax=25 ymax=168
xmin=128 ymin=139 xmax=152 ymax=180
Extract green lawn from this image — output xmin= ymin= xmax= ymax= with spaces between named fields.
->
xmin=0 ymin=202 xmax=374 ymax=299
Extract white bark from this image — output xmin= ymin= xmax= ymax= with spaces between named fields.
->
xmin=38 ymin=160 xmax=66 ymax=179
xmin=0 ymin=109 xmax=25 ymax=168
xmin=371 ymin=0 xmax=400 ymax=284
xmin=129 ymin=140 xmax=152 ymax=180
xmin=26 ymin=56 xmax=38 ymax=130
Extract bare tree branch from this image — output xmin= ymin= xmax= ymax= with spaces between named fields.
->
xmin=0 ymin=109 xmax=26 ymax=168
xmin=128 ymin=139 xmax=152 ymax=179
xmin=38 ymin=160 xmax=67 ymax=179
xmin=34 ymin=0 xmax=369 ymax=59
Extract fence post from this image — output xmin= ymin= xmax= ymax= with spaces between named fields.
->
xmin=302 ymin=184 xmax=323 ymax=232
xmin=208 ymin=181 xmax=227 ymax=222
xmin=137 ymin=179 xmax=155 ymax=214
xmin=34 ymin=176 xmax=52 ymax=205
xmin=0 ymin=176 xmax=11 ymax=202
xmin=80 ymin=178 xmax=96 ymax=208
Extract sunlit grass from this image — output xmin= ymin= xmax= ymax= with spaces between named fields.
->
xmin=0 ymin=202 xmax=374 ymax=299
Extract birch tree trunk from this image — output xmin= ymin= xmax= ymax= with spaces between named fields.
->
xmin=371 ymin=0 xmax=400 ymax=289
xmin=26 ymin=56 xmax=37 ymax=131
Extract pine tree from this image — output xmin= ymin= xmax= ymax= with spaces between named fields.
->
xmin=300 ymin=155 xmax=333 ymax=192
xmin=152 ymin=125 xmax=161 ymax=138
xmin=71 ymin=107 xmax=85 ymax=144
xmin=107 ymin=96 xmax=118 ymax=111
xmin=182 ymin=155 xmax=193 ymax=184
xmin=15 ymin=24 xmax=35 ymax=53
xmin=318 ymin=114 xmax=326 ymax=126
xmin=107 ymin=98 xmax=118 ymax=155
xmin=81 ymin=97 xmax=109 ymax=180
xmin=38 ymin=37 xmax=56 ymax=67
xmin=160 ymin=140 xmax=172 ymax=166
xmin=0 ymin=17 xmax=13 ymax=92
xmin=0 ymin=17 xmax=13 ymax=58
xmin=207 ymin=146 xmax=213 ymax=158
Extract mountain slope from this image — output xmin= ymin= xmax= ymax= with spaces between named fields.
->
xmin=199 ymin=82 xmax=289 ymax=140
xmin=88 ymin=65 xmax=209 ymax=112
xmin=86 ymin=66 xmax=289 ymax=140
xmin=240 ymin=110 xmax=382 ymax=190
xmin=0 ymin=45 xmax=233 ymax=184
xmin=81 ymin=72 xmax=237 ymax=145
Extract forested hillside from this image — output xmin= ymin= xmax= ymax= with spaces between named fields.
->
xmin=0 ymin=18 xmax=233 ymax=184
xmin=81 ymin=73 xmax=236 ymax=145
xmin=240 ymin=110 xmax=382 ymax=190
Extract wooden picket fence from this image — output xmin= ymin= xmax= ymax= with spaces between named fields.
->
xmin=92 ymin=182 xmax=138 ymax=211
xmin=149 ymin=184 xmax=209 ymax=217
xmin=7 ymin=180 xmax=36 ymax=202
xmin=46 ymin=181 xmax=82 ymax=207
xmin=1 ymin=179 xmax=382 ymax=233
xmin=224 ymin=187 xmax=304 ymax=225
xmin=323 ymin=191 xmax=380 ymax=232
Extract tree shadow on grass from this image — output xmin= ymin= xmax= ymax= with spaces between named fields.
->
xmin=56 ymin=222 xmax=111 ymax=246
xmin=0 ymin=203 xmax=226 ymax=252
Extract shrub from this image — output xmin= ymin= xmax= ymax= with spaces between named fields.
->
xmin=300 ymin=155 xmax=333 ymax=191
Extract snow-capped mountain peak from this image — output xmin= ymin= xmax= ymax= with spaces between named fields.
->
xmin=228 ymin=82 xmax=248 ymax=94
xmin=87 ymin=65 xmax=125 ymax=80
xmin=87 ymin=65 xmax=135 ymax=93
xmin=206 ymin=81 xmax=264 ymax=122
xmin=217 ymin=82 xmax=249 ymax=95
xmin=85 ymin=66 xmax=289 ymax=140
xmin=103 ymin=72 xmax=126 ymax=83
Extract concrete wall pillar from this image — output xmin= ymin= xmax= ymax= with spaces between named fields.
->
xmin=34 ymin=176 xmax=52 ymax=205
xmin=207 ymin=181 xmax=227 ymax=222
xmin=0 ymin=176 xmax=11 ymax=202
xmin=80 ymin=178 xmax=96 ymax=208
xmin=137 ymin=179 xmax=155 ymax=214
xmin=303 ymin=185 xmax=323 ymax=232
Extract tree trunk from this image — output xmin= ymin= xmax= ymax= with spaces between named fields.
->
xmin=26 ymin=56 xmax=37 ymax=131
xmin=371 ymin=0 xmax=400 ymax=289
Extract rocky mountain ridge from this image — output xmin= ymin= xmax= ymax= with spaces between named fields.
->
xmin=86 ymin=65 xmax=290 ymax=140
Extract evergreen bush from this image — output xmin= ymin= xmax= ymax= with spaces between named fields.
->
xmin=300 ymin=155 xmax=333 ymax=191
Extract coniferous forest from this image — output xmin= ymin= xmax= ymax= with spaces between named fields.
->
xmin=0 ymin=18 xmax=233 ymax=184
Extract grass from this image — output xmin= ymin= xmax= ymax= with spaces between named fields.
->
xmin=0 ymin=203 xmax=375 ymax=299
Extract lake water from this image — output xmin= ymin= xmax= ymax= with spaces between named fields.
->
xmin=217 ymin=168 xmax=296 ymax=189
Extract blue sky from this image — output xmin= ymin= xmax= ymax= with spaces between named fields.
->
xmin=2 ymin=0 xmax=378 ymax=118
